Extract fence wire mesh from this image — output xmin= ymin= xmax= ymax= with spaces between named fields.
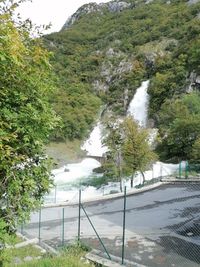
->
xmin=20 ymin=163 xmax=200 ymax=266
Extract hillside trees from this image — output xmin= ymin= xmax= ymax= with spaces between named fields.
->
xmin=0 ymin=0 xmax=58 ymax=243
xmin=156 ymin=93 xmax=200 ymax=162
xmin=44 ymin=29 xmax=102 ymax=140
xmin=44 ymin=0 xmax=200 ymax=144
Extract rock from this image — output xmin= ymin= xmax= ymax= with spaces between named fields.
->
xmin=14 ymin=257 xmax=22 ymax=265
xmin=147 ymin=118 xmax=155 ymax=128
xmin=185 ymin=71 xmax=200 ymax=93
xmin=123 ymin=88 xmax=129 ymax=109
xmin=109 ymin=189 xmax=120 ymax=194
xmin=187 ymin=0 xmax=200 ymax=5
xmin=93 ymin=80 xmax=109 ymax=92
xmin=108 ymin=1 xmax=132 ymax=13
xmin=24 ymin=256 xmax=33 ymax=262
xmin=115 ymin=59 xmax=133 ymax=74
xmin=93 ymin=166 xmax=104 ymax=173
xmin=62 ymin=3 xmax=104 ymax=29
xmin=196 ymin=75 xmax=200 ymax=84
xmin=64 ymin=167 xmax=70 ymax=172
xmin=62 ymin=1 xmax=132 ymax=30
xmin=145 ymin=0 xmax=154 ymax=4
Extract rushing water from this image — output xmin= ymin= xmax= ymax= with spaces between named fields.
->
xmin=46 ymin=80 xmax=178 ymax=203
xmin=81 ymin=122 xmax=107 ymax=157
xmin=127 ymin=80 xmax=149 ymax=127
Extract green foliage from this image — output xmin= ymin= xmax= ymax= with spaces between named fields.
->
xmin=0 ymin=0 xmax=57 ymax=243
xmin=103 ymin=116 xmax=157 ymax=185
xmin=43 ymin=0 xmax=200 ymax=146
xmin=122 ymin=117 xmax=157 ymax=178
xmin=102 ymin=116 xmax=124 ymax=182
xmin=50 ymin=83 xmax=101 ymax=140
xmin=157 ymin=93 xmax=200 ymax=162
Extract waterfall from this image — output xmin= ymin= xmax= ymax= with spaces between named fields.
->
xmin=127 ymin=80 xmax=150 ymax=127
xmin=81 ymin=122 xmax=107 ymax=157
xmin=126 ymin=80 xmax=178 ymax=186
xmin=48 ymin=80 xmax=179 ymax=203
xmin=82 ymin=80 xmax=150 ymax=157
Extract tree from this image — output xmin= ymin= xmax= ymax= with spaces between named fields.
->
xmin=0 ymin=0 xmax=58 ymax=247
xmin=103 ymin=116 xmax=156 ymax=188
xmin=122 ymin=117 xmax=156 ymax=187
xmin=103 ymin=117 xmax=124 ymax=192
xmin=157 ymin=93 xmax=200 ymax=162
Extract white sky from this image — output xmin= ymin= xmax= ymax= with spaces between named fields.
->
xmin=17 ymin=0 xmax=110 ymax=34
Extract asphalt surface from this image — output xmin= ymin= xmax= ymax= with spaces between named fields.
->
xmin=23 ymin=184 xmax=200 ymax=266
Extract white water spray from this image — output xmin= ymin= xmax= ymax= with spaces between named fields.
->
xmin=81 ymin=122 xmax=107 ymax=157
xmin=48 ymin=80 xmax=178 ymax=203
xmin=126 ymin=80 xmax=178 ymax=185
xmin=127 ymin=80 xmax=149 ymax=127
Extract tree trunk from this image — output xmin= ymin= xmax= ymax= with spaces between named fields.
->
xmin=130 ymin=178 xmax=133 ymax=188
xmin=130 ymin=172 xmax=134 ymax=188
xmin=140 ymin=171 xmax=145 ymax=185
xmin=120 ymin=179 xmax=122 ymax=192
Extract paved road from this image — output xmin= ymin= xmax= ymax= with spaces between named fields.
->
xmin=23 ymin=184 xmax=200 ymax=266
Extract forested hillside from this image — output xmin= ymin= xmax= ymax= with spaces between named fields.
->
xmin=44 ymin=0 xmax=200 ymax=162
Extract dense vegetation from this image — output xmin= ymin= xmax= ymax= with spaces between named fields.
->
xmin=0 ymin=0 xmax=57 ymax=254
xmin=45 ymin=0 xmax=200 ymax=162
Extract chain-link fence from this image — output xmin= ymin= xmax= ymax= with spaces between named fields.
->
xmin=20 ymin=179 xmax=200 ymax=266
xmin=44 ymin=161 xmax=200 ymax=205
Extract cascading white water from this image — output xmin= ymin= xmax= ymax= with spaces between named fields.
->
xmin=126 ymin=80 xmax=178 ymax=186
xmin=127 ymin=80 xmax=150 ymax=127
xmin=48 ymin=80 xmax=179 ymax=202
xmin=46 ymin=122 xmax=106 ymax=203
xmin=81 ymin=122 xmax=107 ymax=157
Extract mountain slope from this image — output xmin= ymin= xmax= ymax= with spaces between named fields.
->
xmin=44 ymin=0 xmax=200 ymax=148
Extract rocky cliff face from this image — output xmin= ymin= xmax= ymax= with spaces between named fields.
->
xmin=62 ymin=1 xmax=133 ymax=30
xmin=62 ymin=0 xmax=200 ymax=30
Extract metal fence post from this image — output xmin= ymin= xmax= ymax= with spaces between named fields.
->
xmin=122 ymin=186 xmax=127 ymax=265
xmin=38 ymin=207 xmax=41 ymax=243
xmin=179 ymin=162 xmax=182 ymax=178
xmin=185 ymin=161 xmax=188 ymax=179
xmin=160 ymin=164 xmax=163 ymax=179
xmin=152 ymin=164 xmax=154 ymax=180
xmin=54 ymin=185 xmax=57 ymax=203
xmin=62 ymin=208 xmax=65 ymax=246
xmin=78 ymin=189 xmax=81 ymax=242
xmin=81 ymin=204 xmax=111 ymax=260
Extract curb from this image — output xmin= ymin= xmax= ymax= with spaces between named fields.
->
xmin=43 ymin=182 xmax=164 ymax=209
xmin=42 ymin=178 xmax=200 ymax=209
xmin=86 ymin=249 xmax=147 ymax=267
xmin=161 ymin=178 xmax=200 ymax=183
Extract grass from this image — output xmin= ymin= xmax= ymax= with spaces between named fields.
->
xmin=45 ymin=139 xmax=86 ymax=167
xmin=0 ymin=234 xmax=44 ymax=267
xmin=15 ymin=255 xmax=94 ymax=267
xmin=2 ymin=238 xmax=94 ymax=267
xmin=9 ymin=244 xmax=94 ymax=267
xmin=6 ymin=235 xmax=23 ymax=246
xmin=4 ymin=245 xmax=44 ymax=267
